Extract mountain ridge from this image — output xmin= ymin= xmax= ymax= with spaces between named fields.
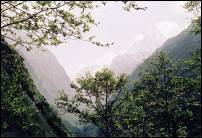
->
xmin=129 ymin=24 xmax=201 ymax=82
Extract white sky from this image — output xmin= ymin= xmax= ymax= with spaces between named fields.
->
xmin=46 ymin=1 xmax=194 ymax=80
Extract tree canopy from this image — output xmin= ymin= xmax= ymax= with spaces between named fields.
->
xmin=56 ymin=68 xmax=130 ymax=137
xmin=184 ymin=1 xmax=201 ymax=33
xmin=1 ymin=1 xmax=146 ymax=50
xmin=56 ymin=50 xmax=201 ymax=137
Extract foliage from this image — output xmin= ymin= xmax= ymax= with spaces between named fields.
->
xmin=56 ymin=49 xmax=201 ymax=137
xmin=56 ymin=68 xmax=129 ymax=137
xmin=1 ymin=1 xmax=146 ymax=49
xmin=1 ymin=37 xmax=71 ymax=137
xmin=129 ymin=51 xmax=201 ymax=137
xmin=182 ymin=48 xmax=201 ymax=136
xmin=184 ymin=1 xmax=201 ymax=33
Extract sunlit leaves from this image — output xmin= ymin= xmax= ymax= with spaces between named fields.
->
xmin=1 ymin=1 xmax=145 ymax=49
xmin=56 ymin=68 xmax=128 ymax=137
xmin=184 ymin=1 xmax=201 ymax=33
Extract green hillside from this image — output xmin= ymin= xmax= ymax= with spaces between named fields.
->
xmin=1 ymin=37 xmax=71 ymax=137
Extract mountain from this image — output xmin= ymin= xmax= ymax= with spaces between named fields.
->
xmin=158 ymin=25 xmax=201 ymax=60
xmin=129 ymin=24 xmax=201 ymax=82
xmin=1 ymin=37 xmax=70 ymax=137
xmin=16 ymin=46 xmax=74 ymax=104
xmin=16 ymin=44 xmax=98 ymax=136
xmin=78 ymin=64 xmax=101 ymax=77
xmin=110 ymin=27 xmax=164 ymax=75
xmin=110 ymin=53 xmax=142 ymax=74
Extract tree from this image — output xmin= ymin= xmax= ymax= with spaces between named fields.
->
xmin=132 ymin=52 xmax=199 ymax=137
xmin=1 ymin=37 xmax=71 ymax=137
xmin=110 ymin=92 xmax=147 ymax=137
xmin=182 ymin=48 xmax=201 ymax=137
xmin=184 ymin=1 xmax=201 ymax=33
xmin=1 ymin=1 xmax=146 ymax=50
xmin=56 ymin=68 xmax=129 ymax=137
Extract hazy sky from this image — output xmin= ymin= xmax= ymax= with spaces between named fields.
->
xmin=46 ymin=1 xmax=194 ymax=80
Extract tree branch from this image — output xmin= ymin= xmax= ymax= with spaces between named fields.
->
xmin=1 ymin=2 xmax=70 ymax=29
xmin=110 ymin=87 xmax=123 ymax=107
xmin=1 ymin=34 xmax=31 ymax=45
xmin=1 ymin=2 xmax=25 ymax=13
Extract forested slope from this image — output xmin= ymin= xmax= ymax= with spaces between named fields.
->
xmin=1 ymin=37 xmax=70 ymax=137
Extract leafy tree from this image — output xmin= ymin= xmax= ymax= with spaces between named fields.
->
xmin=110 ymin=93 xmax=147 ymax=137
xmin=132 ymin=52 xmax=200 ymax=137
xmin=1 ymin=1 xmax=146 ymax=49
xmin=56 ymin=68 xmax=129 ymax=137
xmin=1 ymin=37 xmax=36 ymax=134
xmin=55 ymin=51 xmax=201 ymax=137
xmin=182 ymin=48 xmax=201 ymax=137
xmin=184 ymin=1 xmax=201 ymax=33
